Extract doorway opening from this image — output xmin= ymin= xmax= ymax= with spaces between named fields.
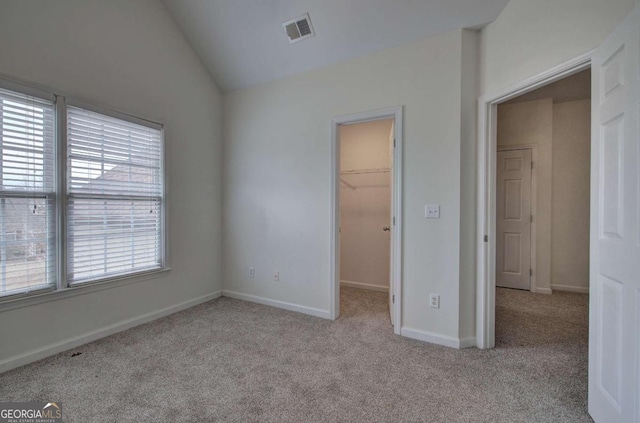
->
xmin=476 ymin=52 xmax=592 ymax=349
xmin=330 ymin=107 xmax=402 ymax=334
xmin=494 ymin=69 xmax=591 ymax=348
xmin=339 ymin=118 xmax=394 ymax=325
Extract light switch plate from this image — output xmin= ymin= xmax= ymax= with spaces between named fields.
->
xmin=425 ymin=204 xmax=440 ymax=218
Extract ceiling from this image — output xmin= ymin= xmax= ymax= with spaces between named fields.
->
xmin=162 ymin=0 xmax=510 ymax=93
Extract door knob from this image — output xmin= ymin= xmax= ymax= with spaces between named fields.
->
xmin=383 ymin=226 xmax=390 ymax=232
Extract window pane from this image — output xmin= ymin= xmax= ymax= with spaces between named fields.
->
xmin=67 ymin=108 xmax=162 ymax=197
xmin=1 ymin=93 xmax=55 ymax=192
xmin=67 ymin=107 xmax=163 ymax=284
xmin=0 ymin=197 xmax=55 ymax=294
xmin=68 ymin=198 xmax=161 ymax=282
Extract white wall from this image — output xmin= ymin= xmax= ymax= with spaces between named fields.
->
xmin=497 ymin=99 xmax=554 ymax=293
xmin=458 ymin=29 xmax=479 ymax=340
xmin=223 ymin=29 xmax=476 ymax=344
xmin=479 ymin=0 xmax=634 ymax=96
xmin=551 ymin=100 xmax=590 ymax=292
xmin=0 ymin=0 xmax=222 ymax=369
xmin=339 ymin=119 xmax=393 ymax=291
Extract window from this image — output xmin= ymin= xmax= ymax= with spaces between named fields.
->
xmin=0 ymin=87 xmax=56 ymax=296
xmin=66 ymin=107 xmax=163 ymax=284
xmin=0 ymin=80 xmax=165 ymax=300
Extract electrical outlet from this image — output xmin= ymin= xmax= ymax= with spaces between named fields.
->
xmin=273 ymin=271 xmax=280 ymax=281
xmin=429 ymin=294 xmax=440 ymax=309
xmin=425 ymin=204 xmax=440 ymax=219
xmin=249 ymin=267 xmax=255 ymax=278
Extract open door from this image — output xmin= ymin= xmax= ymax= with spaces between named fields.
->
xmin=388 ymin=121 xmax=395 ymax=325
xmin=589 ymin=4 xmax=640 ymax=422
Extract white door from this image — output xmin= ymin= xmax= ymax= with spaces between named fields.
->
xmin=589 ymin=4 xmax=640 ymax=423
xmin=388 ymin=121 xmax=395 ymax=325
xmin=496 ymin=149 xmax=532 ymax=290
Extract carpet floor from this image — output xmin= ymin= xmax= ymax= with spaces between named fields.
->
xmin=0 ymin=287 xmax=590 ymax=422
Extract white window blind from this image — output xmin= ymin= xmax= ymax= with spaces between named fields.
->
xmin=67 ymin=106 xmax=163 ymax=284
xmin=0 ymin=87 xmax=56 ymax=297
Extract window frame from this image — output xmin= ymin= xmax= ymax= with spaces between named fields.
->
xmin=64 ymin=99 xmax=166 ymax=285
xmin=0 ymin=80 xmax=58 ymax=299
xmin=0 ymin=75 xmax=168 ymax=306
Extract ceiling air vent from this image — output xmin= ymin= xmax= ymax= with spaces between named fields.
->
xmin=282 ymin=13 xmax=315 ymax=44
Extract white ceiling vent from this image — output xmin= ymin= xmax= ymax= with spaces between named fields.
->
xmin=282 ymin=13 xmax=315 ymax=44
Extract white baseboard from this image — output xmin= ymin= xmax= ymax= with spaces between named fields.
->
xmin=222 ymin=290 xmax=331 ymax=319
xmin=551 ymin=284 xmax=589 ymax=293
xmin=533 ymin=287 xmax=553 ymax=294
xmin=340 ymin=280 xmax=389 ymax=292
xmin=458 ymin=336 xmax=477 ymax=349
xmin=400 ymin=327 xmax=474 ymax=349
xmin=0 ymin=291 xmax=222 ymax=374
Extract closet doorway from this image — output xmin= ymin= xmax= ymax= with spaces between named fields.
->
xmin=330 ymin=107 xmax=403 ymax=332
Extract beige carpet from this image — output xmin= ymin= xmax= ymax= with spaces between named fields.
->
xmin=0 ymin=287 xmax=590 ymax=422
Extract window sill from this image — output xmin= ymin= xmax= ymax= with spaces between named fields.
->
xmin=0 ymin=267 xmax=172 ymax=313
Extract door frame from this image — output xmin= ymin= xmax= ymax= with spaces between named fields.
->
xmin=330 ymin=106 xmax=403 ymax=334
xmin=476 ymin=52 xmax=592 ymax=349
xmin=496 ymin=146 xmax=538 ymax=292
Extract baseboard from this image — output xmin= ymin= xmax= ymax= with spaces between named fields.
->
xmin=340 ymin=280 xmax=389 ymax=292
xmin=533 ymin=287 xmax=553 ymax=294
xmin=222 ymin=290 xmax=331 ymax=319
xmin=551 ymin=284 xmax=589 ymax=293
xmin=0 ymin=291 xmax=222 ymax=374
xmin=458 ymin=336 xmax=477 ymax=349
xmin=400 ymin=327 xmax=473 ymax=349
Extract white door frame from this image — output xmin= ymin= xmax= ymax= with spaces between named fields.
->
xmin=476 ymin=53 xmax=592 ymax=349
xmin=330 ymin=106 xmax=403 ymax=334
xmin=496 ymin=146 xmax=538 ymax=293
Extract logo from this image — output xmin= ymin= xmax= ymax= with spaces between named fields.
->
xmin=0 ymin=402 xmax=63 ymax=423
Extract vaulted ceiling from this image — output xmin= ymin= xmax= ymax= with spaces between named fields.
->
xmin=163 ymin=0 xmax=510 ymax=93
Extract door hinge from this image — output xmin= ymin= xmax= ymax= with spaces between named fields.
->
xmin=530 ymin=215 xmax=533 ymax=223
xmin=393 ymin=138 xmax=396 ymax=148
xmin=484 ymin=235 xmax=488 ymax=243
xmin=392 ymin=294 xmax=395 ymax=304
xmin=393 ymin=216 xmax=396 ymax=226
xmin=530 ymin=269 xmax=533 ymax=276
xmin=531 ymin=161 xmax=534 ymax=169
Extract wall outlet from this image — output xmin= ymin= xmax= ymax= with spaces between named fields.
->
xmin=429 ymin=294 xmax=440 ymax=309
xmin=249 ymin=267 xmax=255 ymax=278
xmin=273 ymin=271 xmax=280 ymax=281
xmin=425 ymin=204 xmax=440 ymax=219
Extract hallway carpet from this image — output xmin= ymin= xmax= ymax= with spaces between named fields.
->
xmin=0 ymin=287 xmax=590 ymax=422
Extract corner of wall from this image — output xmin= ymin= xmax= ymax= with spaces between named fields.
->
xmin=458 ymin=28 xmax=480 ymax=340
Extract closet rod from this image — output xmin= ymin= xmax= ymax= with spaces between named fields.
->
xmin=340 ymin=167 xmax=391 ymax=175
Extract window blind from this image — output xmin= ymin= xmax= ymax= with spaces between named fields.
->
xmin=0 ymin=87 xmax=56 ymax=296
xmin=67 ymin=106 xmax=163 ymax=283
